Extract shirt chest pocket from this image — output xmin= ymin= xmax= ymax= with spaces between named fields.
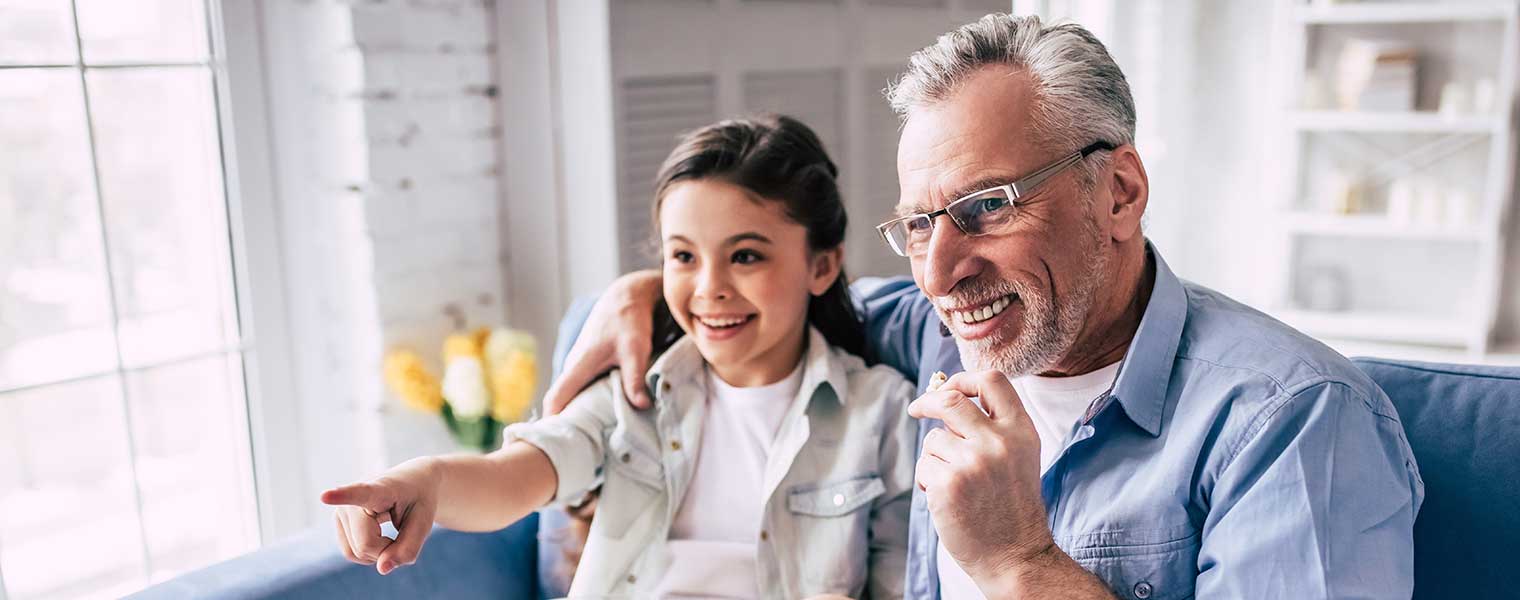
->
xmin=595 ymin=428 xmax=665 ymax=539
xmin=1060 ymin=526 xmax=1199 ymax=600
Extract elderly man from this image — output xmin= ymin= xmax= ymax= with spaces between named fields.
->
xmin=546 ymin=14 xmax=1423 ymax=599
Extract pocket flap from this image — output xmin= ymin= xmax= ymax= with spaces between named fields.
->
xmin=787 ymin=475 xmax=885 ymax=517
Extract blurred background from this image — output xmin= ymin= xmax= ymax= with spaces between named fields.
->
xmin=0 ymin=0 xmax=1515 ymax=597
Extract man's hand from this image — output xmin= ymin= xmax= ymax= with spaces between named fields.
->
xmin=543 ymin=269 xmax=663 ymax=415
xmin=908 ymin=370 xmax=1054 ymax=590
xmin=321 ymin=457 xmax=442 ymax=575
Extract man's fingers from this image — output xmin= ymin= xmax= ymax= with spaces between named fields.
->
xmin=909 ymin=390 xmax=992 ymax=438
xmin=544 ymin=341 xmax=616 ymax=415
xmin=919 ymin=426 xmax=964 ymax=465
xmin=377 ymin=501 xmax=437 ymax=575
xmin=940 ymin=370 xmax=1025 ymax=423
xmin=616 ymin=339 xmax=653 ymax=409
xmin=914 ymin=450 xmax=952 ymax=495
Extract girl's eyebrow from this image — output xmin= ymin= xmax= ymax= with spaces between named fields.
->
xmin=664 ymin=232 xmax=774 ymax=245
xmin=727 ymin=232 xmax=772 ymax=245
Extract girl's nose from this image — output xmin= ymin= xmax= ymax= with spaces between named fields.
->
xmin=695 ymin=264 xmax=732 ymax=301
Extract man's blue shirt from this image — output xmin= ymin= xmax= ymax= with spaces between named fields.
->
xmin=860 ymin=245 xmax=1424 ymax=599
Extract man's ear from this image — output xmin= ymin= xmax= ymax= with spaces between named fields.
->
xmin=1104 ymin=144 xmax=1149 ymax=243
xmin=810 ymin=247 xmax=843 ymax=296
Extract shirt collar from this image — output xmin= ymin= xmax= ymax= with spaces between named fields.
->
xmin=645 ymin=326 xmax=849 ymax=407
xmin=1108 ymin=242 xmax=1187 ymax=437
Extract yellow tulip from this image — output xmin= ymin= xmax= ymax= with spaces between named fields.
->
xmin=383 ymin=350 xmax=444 ymax=414
xmin=485 ymin=329 xmax=538 ymax=423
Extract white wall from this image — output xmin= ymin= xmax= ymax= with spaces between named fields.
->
xmin=250 ymin=0 xmax=508 ymax=534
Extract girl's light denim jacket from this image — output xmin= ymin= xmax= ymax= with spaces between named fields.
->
xmin=505 ymin=327 xmax=918 ymax=599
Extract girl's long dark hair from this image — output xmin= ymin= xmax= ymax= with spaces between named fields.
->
xmin=647 ymin=114 xmax=869 ymax=361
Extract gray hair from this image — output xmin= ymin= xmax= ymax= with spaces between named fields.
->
xmin=886 ymin=14 xmax=1135 ymax=188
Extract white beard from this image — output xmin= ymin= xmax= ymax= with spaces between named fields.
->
xmin=950 ymin=213 xmax=1109 ymax=377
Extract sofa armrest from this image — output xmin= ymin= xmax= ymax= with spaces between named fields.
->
xmin=128 ymin=514 xmax=539 ymax=600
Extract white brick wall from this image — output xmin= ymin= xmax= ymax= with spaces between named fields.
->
xmin=258 ymin=0 xmax=509 ymax=524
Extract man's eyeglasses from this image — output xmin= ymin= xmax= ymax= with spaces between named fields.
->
xmin=876 ymin=141 xmax=1116 ymax=258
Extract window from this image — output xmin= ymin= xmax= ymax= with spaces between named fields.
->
xmin=0 ymin=1 xmax=259 ymax=598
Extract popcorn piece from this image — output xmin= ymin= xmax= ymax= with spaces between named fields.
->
xmin=928 ymin=371 xmax=948 ymax=392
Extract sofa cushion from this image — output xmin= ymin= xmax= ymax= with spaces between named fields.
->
xmin=1352 ymin=358 xmax=1520 ymax=600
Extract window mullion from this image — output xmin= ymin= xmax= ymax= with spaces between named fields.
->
xmin=67 ymin=0 xmax=156 ymax=585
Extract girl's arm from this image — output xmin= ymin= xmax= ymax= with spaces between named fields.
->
xmin=324 ymin=376 xmax=621 ymax=574
xmin=430 ymin=441 xmax=558 ymax=531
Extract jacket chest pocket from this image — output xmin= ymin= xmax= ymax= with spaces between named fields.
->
xmin=1060 ymin=526 xmax=1199 ymax=600
xmin=595 ymin=428 xmax=665 ymax=539
xmin=786 ymin=475 xmax=884 ymax=590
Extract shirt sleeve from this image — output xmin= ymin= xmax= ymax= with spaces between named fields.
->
xmin=866 ymin=376 xmax=919 ymax=599
xmin=853 ymin=276 xmax=935 ymax=380
xmin=503 ymin=375 xmax=621 ymax=505
xmin=1196 ymin=380 xmax=1424 ymax=598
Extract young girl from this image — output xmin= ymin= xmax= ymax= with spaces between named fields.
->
xmin=324 ymin=115 xmax=917 ymax=598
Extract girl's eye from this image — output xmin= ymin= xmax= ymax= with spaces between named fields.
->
xmin=670 ymin=250 xmax=694 ymax=264
xmin=732 ymin=249 xmax=763 ymax=265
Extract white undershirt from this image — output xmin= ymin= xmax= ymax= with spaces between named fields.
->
xmin=936 ymin=361 xmax=1122 ymax=599
xmin=655 ymin=362 xmax=803 ymax=599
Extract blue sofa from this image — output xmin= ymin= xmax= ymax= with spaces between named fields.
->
xmin=130 ymin=327 xmax=1520 ymax=599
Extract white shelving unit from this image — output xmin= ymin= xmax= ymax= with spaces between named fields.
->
xmin=1267 ymin=0 xmax=1519 ymax=355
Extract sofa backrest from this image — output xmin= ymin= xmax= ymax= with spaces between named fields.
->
xmin=1352 ymin=358 xmax=1520 ymax=600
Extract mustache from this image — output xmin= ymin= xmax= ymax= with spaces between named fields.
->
xmin=934 ymin=276 xmax=1026 ymax=311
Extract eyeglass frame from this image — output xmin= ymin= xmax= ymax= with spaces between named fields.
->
xmin=876 ymin=140 xmax=1117 ymax=257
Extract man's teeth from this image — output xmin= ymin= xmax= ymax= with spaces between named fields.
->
xmin=952 ymin=296 xmax=1012 ymax=325
xmin=698 ymin=316 xmax=748 ymax=328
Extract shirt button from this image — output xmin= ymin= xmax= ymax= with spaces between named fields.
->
xmin=759 ymin=530 xmax=769 ymax=541
xmin=832 ymin=493 xmax=845 ymax=507
xmin=670 ymin=440 xmax=681 ymax=451
xmin=661 ymin=381 xmax=671 ymax=394
xmin=627 ymin=573 xmax=637 ymax=584
xmin=620 ymin=452 xmax=631 ymax=464
xmin=1133 ymin=581 xmax=1152 ymax=599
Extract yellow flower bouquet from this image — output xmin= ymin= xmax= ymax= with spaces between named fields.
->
xmin=383 ymin=327 xmax=538 ymax=452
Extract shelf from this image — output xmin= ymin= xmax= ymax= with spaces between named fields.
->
xmin=1296 ymin=2 xmax=1516 ymax=25
xmin=1290 ymin=111 xmax=1500 ymax=133
xmin=1284 ymin=213 xmax=1487 ymax=242
xmin=1274 ymin=309 xmax=1471 ymax=347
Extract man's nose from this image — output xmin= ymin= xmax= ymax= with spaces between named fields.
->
xmin=920 ymin=221 xmax=977 ymax=298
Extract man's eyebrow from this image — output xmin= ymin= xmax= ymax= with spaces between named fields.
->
xmin=946 ymin=176 xmax=1016 ymax=202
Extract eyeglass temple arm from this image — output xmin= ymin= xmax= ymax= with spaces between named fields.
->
xmin=1010 ymin=141 xmax=1117 ymax=197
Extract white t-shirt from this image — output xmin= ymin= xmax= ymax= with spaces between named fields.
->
xmin=936 ymin=361 xmax=1123 ymax=599
xmin=654 ymin=362 xmax=803 ymax=599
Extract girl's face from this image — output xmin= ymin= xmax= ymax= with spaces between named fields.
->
xmin=659 ymin=178 xmax=840 ymax=387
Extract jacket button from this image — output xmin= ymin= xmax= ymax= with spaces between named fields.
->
xmin=1133 ymin=581 xmax=1152 ymax=599
xmin=670 ymin=440 xmax=681 ymax=451
xmin=620 ymin=453 xmax=631 ymax=463
xmin=759 ymin=530 xmax=768 ymax=541
xmin=661 ymin=381 xmax=671 ymax=393
xmin=627 ymin=573 xmax=637 ymax=584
